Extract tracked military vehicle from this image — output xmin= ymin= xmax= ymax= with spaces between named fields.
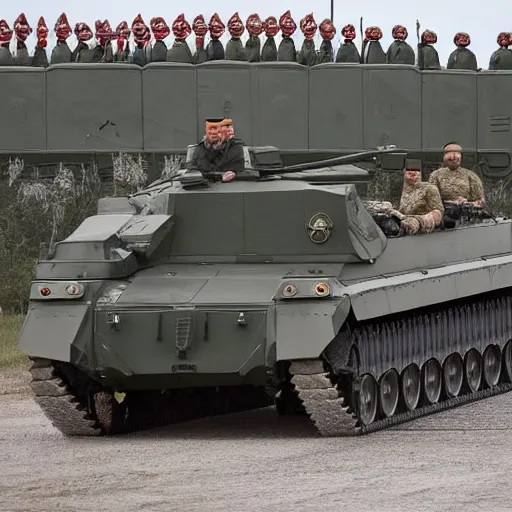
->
xmin=17 ymin=144 xmax=512 ymax=437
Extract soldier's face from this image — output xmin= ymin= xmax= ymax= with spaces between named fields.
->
xmin=247 ymin=17 xmax=263 ymax=37
xmin=342 ymin=26 xmax=355 ymax=40
xmin=225 ymin=124 xmax=234 ymax=139
xmin=404 ymin=170 xmax=420 ymax=184
xmin=456 ymin=34 xmax=470 ymax=47
xmin=443 ymin=145 xmax=462 ymax=169
xmin=206 ymin=125 xmax=221 ymax=143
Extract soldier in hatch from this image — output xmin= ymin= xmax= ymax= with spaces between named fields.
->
xmin=220 ymin=119 xmax=244 ymax=145
xmin=399 ymin=159 xmax=444 ymax=216
xmin=428 ymin=142 xmax=485 ymax=207
xmin=187 ymin=118 xmax=245 ymax=182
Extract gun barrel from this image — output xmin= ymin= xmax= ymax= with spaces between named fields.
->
xmin=261 ymin=148 xmax=408 ymax=174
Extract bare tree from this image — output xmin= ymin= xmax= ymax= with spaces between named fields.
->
xmin=0 ymin=152 xmax=183 ymax=314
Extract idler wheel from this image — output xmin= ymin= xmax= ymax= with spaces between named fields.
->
xmin=401 ymin=364 xmax=421 ymax=411
xmin=463 ymin=349 xmax=482 ymax=393
xmin=442 ymin=353 xmax=464 ymax=398
xmin=357 ymin=374 xmax=378 ymax=425
xmin=483 ymin=344 xmax=502 ymax=387
xmin=378 ymin=369 xmax=399 ymax=418
xmin=422 ymin=358 xmax=442 ymax=404
xmin=502 ymin=340 xmax=512 ymax=383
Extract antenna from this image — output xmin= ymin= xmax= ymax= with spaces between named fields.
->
xmin=330 ymin=0 xmax=334 ymax=22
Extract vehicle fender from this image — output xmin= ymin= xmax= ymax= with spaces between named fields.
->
xmin=276 ymin=295 xmax=351 ymax=361
xmin=18 ymin=303 xmax=93 ymax=367
xmin=346 ymin=254 xmax=512 ymax=321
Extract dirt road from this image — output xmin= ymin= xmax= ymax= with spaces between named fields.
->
xmin=1 ymin=390 xmax=512 ymax=512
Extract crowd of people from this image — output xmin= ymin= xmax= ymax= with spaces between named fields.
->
xmin=0 ymin=12 xmax=511 ymax=70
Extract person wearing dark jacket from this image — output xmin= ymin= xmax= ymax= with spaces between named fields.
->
xmin=188 ymin=118 xmax=245 ymax=182
xmin=220 ymin=118 xmax=244 ymax=144
xmin=218 ymin=119 xmax=245 ymax=181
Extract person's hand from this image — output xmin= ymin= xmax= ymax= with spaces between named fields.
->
xmin=471 ymin=200 xmax=484 ymax=208
xmin=431 ymin=209 xmax=442 ymax=224
xmin=222 ymin=171 xmax=236 ymax=183
xmin=455 ymin=196 xmax=467 ymax=204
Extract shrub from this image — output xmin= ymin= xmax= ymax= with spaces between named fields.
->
xmin=0 ymin=153 xmax=182 ymax=315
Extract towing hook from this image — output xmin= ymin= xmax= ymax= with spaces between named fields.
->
xmin=237 ymin=312 xmax=247 ymax=326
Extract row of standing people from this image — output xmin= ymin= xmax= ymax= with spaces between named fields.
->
xmin=1 ymin=13 xmax=512 ymax=70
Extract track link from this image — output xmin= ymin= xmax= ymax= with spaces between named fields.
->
xmin=28 ymin=358 xmax=272 ymax=437
xmin=290 ymin=360 xmax=512 ymax=436
xmin=28 ymin=359 xmax=102 ymax=436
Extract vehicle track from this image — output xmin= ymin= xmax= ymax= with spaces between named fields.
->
xmin=28 ymin=358 xmax=273 ymax=436
xmin=287 ymin=291 xmax=512 ymax=436
xmin=290 ymin=361 xmax=512 ymax=436
xmin=25 ymin=354 xmax=512 ymax=438
xmin=29 ymin=359 xmax=102 ymax=436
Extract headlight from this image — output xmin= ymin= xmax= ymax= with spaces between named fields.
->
xmin=65 ymin=284 xmax=82 ymax=296
xmin=314 ymin=283 xmax=330 ymax=297
xmin=32 ymin=281 xmax=85 ymax=300
xmin=274 ymin=278 xmax=339 ymax=300
xmin=282 ymin=283 xmax=298 ymax=298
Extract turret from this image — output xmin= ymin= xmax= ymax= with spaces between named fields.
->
xmin=33 ymin=146 xmax=405 ymax=282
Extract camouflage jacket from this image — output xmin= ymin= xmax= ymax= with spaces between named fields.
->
xmin=428 ymin=166 xmax=485 ymax=202
xmin=399 ymin=182 xmax=444 ymax=215
xmin=364 ymin=200 xmax=440 ymax=236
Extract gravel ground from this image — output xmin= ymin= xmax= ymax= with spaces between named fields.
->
xmin=1 ymin=383 xmax=512 ymax=512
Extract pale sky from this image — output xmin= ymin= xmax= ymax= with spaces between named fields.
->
xmin=1 ymin=1 xmax=504 ymax=68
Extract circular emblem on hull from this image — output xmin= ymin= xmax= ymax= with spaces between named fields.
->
xmin=306 ymin=212 xmax=333 ymax=244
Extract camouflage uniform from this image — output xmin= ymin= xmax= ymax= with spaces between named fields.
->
xmin=400 ymin=212 xmax=439 ymax=235
xmin=399 ymin=182 xmax=444 ymax=215
xmin=364 ymin=200 xmax=394 ymax=216
xmin=428 ymin=166 xmax=485 ymax=202
xmin=364 ymin=200 xmax=440 ymax=236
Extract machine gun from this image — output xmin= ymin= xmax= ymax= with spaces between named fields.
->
xmin=442 ymin=201 xmax=498 ymax=228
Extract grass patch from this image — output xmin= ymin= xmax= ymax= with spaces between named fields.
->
xmin=0 ymin=315 xmax=28 ymax=370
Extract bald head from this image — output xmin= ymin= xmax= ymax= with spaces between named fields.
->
xmin=443 ymin=142 xmax=462 ymax=170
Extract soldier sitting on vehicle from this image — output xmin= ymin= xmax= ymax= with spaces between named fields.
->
xmin=365 ymin=158 xmax=444 ymax=237
xmin=187 ymin=117 xmax=245 ymax=182
xmin=397 ymin=159 xmax=444 ymax=234
xmin=428 ymin=142 xmax=485 ymax=208
xmin=364 ymin=200 xmax=443 ymax=237
xmin=399 ymin=158 xmax=444 ymax=216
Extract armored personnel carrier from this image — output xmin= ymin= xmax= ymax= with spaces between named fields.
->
xmin=17 ymin=144 xmax=512 ymax=437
